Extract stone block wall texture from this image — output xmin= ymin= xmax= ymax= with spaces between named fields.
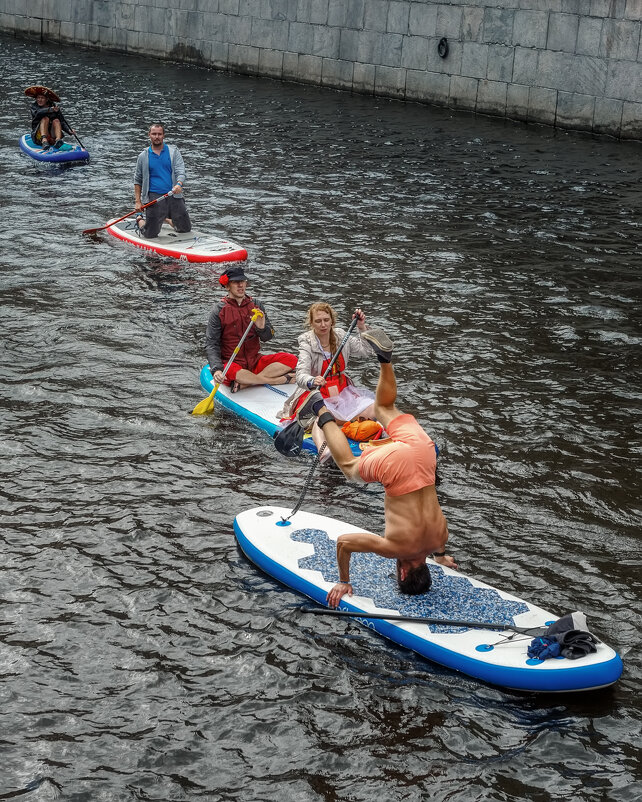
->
xmin=1 ymin=0 xmax=641 ymax=139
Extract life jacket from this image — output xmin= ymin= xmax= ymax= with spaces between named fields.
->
xmin=319 ymin=352 xmax=348 ymax=398
xmin=219 ymin=295 xmax=260 ymax=370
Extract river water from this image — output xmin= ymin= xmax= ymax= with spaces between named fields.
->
xmin=1 ymin=34 xmax=640 ymax=802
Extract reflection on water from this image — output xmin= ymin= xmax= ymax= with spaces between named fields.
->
xmin=0 ymin=34 xmax=640 ymax=802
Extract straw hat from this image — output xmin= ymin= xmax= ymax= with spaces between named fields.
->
xmin=24 ymin=85 xmax=60 ymax=102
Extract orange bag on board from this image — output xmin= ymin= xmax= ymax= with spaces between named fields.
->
xmin=341 ymin=419 xmax=384 ymax=442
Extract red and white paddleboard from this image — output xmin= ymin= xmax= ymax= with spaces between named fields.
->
xmin=106 ymin=218 xmax=247 ymax=263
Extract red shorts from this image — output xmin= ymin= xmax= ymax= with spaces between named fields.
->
xmin=222 ymin=352 xmax=297 ymax=383
xmin=358 ymin=414 xmax=436 ymax=497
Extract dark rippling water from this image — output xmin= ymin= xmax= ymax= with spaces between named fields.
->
xmin=1 ymin=34 xmax=640 ymax=802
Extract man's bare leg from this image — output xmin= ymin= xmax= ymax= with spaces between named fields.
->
xmin=372 ymin=362 xmax=403 ymax=428
xmin=38 ymin=118 xmax=51 ymax=145
xmin=305 ymin=360 xmax=400 ymax=480
xmin=233 ymin=363 xmax=293 ymax=387
xmin=315 ymin=409 xmax=361 ymax=480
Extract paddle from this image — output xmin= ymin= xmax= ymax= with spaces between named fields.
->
xmin=192 ymin=308 xmax=264 ymax=416
xmin=82 ymin=191 xmax=174 ymax=235
xmin=273 ymin=314 xmax=359 ymax=456
xmin=59 ymin=110 xmax=86 ymax=149
xmin=70 ymin=130 xmax=86 ymax=150
xmin=302 ymin=607 xmax=548 ymax=636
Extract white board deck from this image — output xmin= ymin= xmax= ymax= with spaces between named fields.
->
xmin=107 ymin=219 xmax=247 ymax=263
xmin=234 ymin=506 xmax=623 ymax=693
xmin=199 ymin=365 xmax=362 ymax=456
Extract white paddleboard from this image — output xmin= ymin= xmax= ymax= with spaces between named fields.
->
xmin=107 ymin=218 xmax=247 ymax=263
xmin=234 ymin=506 xmax=623 ymax=693
xmin=199 ymin=365 xmax=362 ymax=456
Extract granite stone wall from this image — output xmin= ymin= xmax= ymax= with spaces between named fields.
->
xmin=2 ymin=0 xmax=641 ymax=139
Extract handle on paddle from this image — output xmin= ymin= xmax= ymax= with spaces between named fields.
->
xmin=191 ymin=308 xmax=264 ymax=415
xmin=82 ymin=191 xmax=174 ymax=235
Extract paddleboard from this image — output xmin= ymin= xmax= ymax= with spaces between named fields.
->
xmin=107 ymin=218 xmax=247 ymax=263
xmin=234 ymin=506 xmax=623 ymax=693
xmin=199 ymin=364 xmax=363 ymax=456
xmin=19 ymin=134 xmax=89 ymax=164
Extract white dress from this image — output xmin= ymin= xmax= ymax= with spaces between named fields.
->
xmin=315 ymin=341 xmax=374 ymax=422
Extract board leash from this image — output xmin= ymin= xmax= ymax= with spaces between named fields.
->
xmin=265 ymin=384 xmax=290 ymax=398
xmin=281 ymin=443 xmax=327 ymax=522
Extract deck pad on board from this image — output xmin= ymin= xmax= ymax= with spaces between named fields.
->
xmin=234 ymin=506 xmax=623 ymax=693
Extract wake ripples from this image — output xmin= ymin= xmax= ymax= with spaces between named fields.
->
xmin=0 ymin=33 xmax=640 ymax=802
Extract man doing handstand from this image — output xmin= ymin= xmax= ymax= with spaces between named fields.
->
xmin=296 ymin=328 xmax=457 ymax=608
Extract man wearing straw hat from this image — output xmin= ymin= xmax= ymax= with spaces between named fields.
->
xmin=25 ymin=86 xmax=76 ymax=150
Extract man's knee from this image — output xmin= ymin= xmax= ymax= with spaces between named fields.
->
xmin=374 ymin=403 xmax=402 ymax=429
xmin=141 ymin=223 xmax=162 ymax=238
xmin=170 ymin=201 xmax=191 ymax=232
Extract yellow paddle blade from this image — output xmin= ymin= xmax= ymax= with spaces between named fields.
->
xmin=191 ymin=386 xmax=217 ymax=415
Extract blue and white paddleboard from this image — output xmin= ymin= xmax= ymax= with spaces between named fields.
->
xmin=19 ymin=134 xmax=89 ymax=164
xmin=199 ymin=365 xmax=362 ymax=456
xmin=234 ymin=506 xmax=623 ymax=693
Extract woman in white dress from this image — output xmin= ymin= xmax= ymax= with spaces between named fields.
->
xmin=279 ymin=302 xmax=381 ymax=455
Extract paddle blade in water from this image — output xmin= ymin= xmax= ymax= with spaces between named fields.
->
xmin=191 ymin=387 xmax=216 ymax=415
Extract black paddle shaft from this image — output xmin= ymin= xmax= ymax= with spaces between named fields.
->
xmin=320 ymin=315 xmax=359 ymax=380
xmin=59 ymin=110 xmax=85 ymax=149
xmin=302 ymin=607 xmax=548 ymax=636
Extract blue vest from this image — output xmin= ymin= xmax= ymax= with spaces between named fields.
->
xmin=148 ymin=145 xmax=172 ymax=194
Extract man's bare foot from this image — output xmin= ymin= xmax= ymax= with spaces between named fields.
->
xmin=434 ymin=554 xmax=458 ymax=570
xmin=273 ymin=372 xmax=296 ymax=385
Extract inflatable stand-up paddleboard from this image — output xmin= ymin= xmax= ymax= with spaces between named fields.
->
xmin=199 ymin=365 xmax=363 ymax=456
xmin=107 ymin=218 xmax=247 ymax=263
xmin=234 ymin=506 xmax=623 ymax=693
xmin=19 ymin=134 xmax=89 ymax=164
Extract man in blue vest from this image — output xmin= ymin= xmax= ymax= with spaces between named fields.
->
xmin=133 ymin=123 xmax=191 ymax=238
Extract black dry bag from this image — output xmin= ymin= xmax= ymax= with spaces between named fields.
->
xmin=274 ymin=420 xmax=304 ymax=457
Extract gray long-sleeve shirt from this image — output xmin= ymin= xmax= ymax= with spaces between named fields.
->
xmin=134 ymin=144 xmax=186 ymax=203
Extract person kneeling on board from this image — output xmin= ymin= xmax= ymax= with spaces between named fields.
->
xmin=279 ymin=302 xmax=384 ymax=459
xmin=133 ymin=122 xmax=191 ymax=238
xmin=296 ymin=334 xmax=457 ymax=607
xmin=26 ymin=86 xmax=76 ymax=149
xmin=205 ymin=266 xmax=298 ymax=392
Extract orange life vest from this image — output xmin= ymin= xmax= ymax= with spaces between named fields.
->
xmin=320 ymin=352 xmax=348 ymax=398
